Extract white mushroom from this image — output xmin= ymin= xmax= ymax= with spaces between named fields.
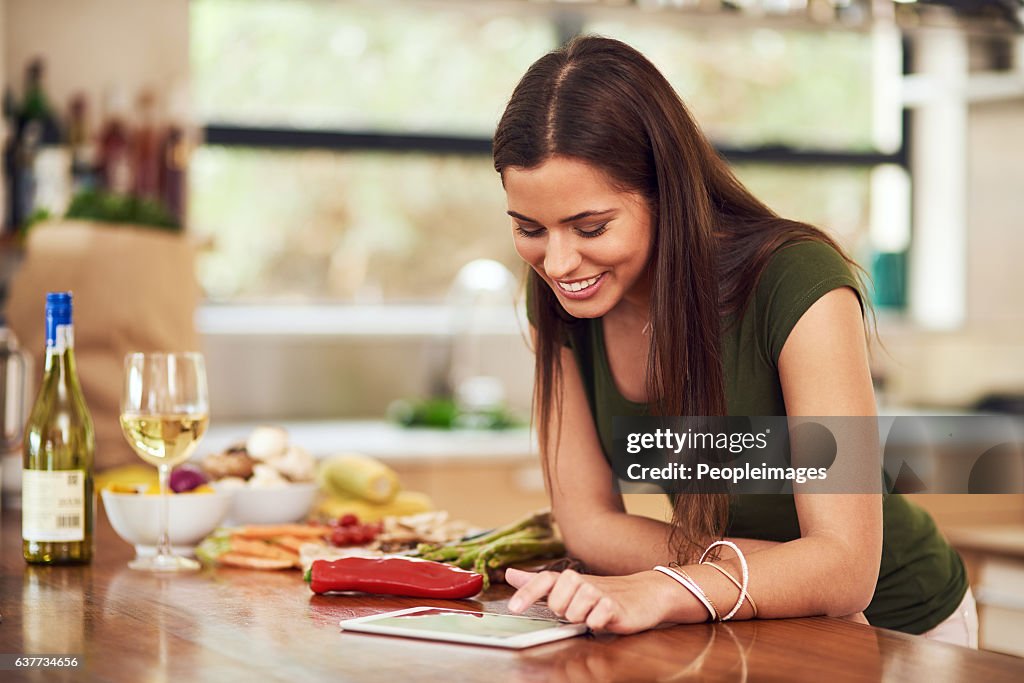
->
xmin=246 ymin=425 xmax=290 ymax=462
xmin=248 ymin=464 xmax=288 ymax=488
xmin=268 ymin=445 xmax=316 ymax=483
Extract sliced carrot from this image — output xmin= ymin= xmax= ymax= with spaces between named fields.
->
xmin=218 ymin=552 xmax=295 ymax=570
xmin=271 ymin=535 xmax=323 ymax=554
xmin=229 ymin=537 xmax=299 ymax=564
xmin=231 ymin=524 xmax=330 ymax=540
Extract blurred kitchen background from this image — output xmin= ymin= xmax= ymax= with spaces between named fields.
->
xmin=1 ymin=0 xmax=1023 ymax=654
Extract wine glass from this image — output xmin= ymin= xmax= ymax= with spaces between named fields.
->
xmin=119 ymin=352 xmax=210 ymax=572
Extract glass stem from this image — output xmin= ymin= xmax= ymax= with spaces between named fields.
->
xmin=157 ymin=463 xmax=172 ymax=558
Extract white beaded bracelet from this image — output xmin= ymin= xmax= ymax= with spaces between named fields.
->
xmin=653 ymin=565 xmax=718 ymax=622
xmin=699 ymin=540 xmax=749 ymax=621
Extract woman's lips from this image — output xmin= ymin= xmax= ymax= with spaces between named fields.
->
xmin=555 ymin=272 xmax=606 ymax=300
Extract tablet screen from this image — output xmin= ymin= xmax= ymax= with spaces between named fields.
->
xmin=372 ymin=609 xmax=567 ymax=638
xmin=339 ymin=607 xmax=589 ymax=648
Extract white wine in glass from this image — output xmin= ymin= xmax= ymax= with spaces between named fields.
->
xmin=119 ymin=414 xmax=209 ymax=468
xmin=119 ymin=352 xmax=209 ymax=572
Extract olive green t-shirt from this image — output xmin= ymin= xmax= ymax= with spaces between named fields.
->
xmin=548 ymin=239 xmax=967 ymax=634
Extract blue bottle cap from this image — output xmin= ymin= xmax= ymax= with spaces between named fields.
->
xmin=45 ymin=291 xmax=73 ymax=345
xmin=46 ymin=292 xmax=72 ymax=306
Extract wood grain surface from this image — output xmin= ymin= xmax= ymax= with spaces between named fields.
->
xmin=1 ymin=505 xmax=1022 ymax=682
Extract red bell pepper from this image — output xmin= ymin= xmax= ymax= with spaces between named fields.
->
xmin=306 ymin=557 xmax=483 ymax=599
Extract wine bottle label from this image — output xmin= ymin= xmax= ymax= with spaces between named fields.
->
xmin=48 ymin=324 xmax=74 ymax=353
xmin=22 ymin=470 xmax=86 ymax=542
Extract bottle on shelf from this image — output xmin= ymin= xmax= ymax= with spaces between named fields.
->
xmin=2 ymin=88 xmax=18 ymax=231
xmin=22 ymin=292 xmax=95 ymax=565
xmin=97 ymin=89 xmax=133 ymax=195
xmin=158 ymin=124 xmax=187 ymax=224
xmin=131 ymin=89 xmax=160 ymax=200
xmin=6 ymin=58 xmax=63 ymax=231
xmin=159 ymin=81 xmax=193 ymax=225
xmin=19 ymin=58 xmax=61 ymax=143
xmin=67 ymin=93 xmax=99 ymax=193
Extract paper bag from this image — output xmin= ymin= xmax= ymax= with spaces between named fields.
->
xmin=4 ymin=220 xmax=201 ymax=471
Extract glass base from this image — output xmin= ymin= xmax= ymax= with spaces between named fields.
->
xmin=134 ymin=544 xmax=197 ymax=557
xmin=129 ymin=553 xmax=200 ymax=572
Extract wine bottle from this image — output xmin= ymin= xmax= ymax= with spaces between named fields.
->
xmin=9 ymin=59 xmax=63 ymax=230
xmin=67 ymin=94 xmax=99 ymax=193
xmin=2 ymin=88 xmax=18 ymax=232
xmin=97 ymin=89 xmax=133 ymax=195
xmin=22 ymin=292 xmax=95 ymax=565
xmin=131 ymin=89 xmax=160 ymax=200
xmin=158 ymin=124 xmax=187 ymax=225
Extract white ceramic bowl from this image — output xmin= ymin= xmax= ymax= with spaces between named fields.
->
xmin=215 ymin=482 xmax=319 ymax=525
xmin=101 ymin=488 xmax=231 ymax=556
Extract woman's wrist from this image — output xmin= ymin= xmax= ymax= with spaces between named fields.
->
xmin=646 ymin=569 xmax=715 ymax=624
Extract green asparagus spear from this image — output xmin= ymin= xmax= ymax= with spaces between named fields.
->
xmin=455 ymin=510 xmax=551 ymax=548
xmin=418 ymin=524 xmax=550 ymax=564
xmin=487 ymin=539 xmax=565 ymax=568
xmin=453 ymin=528 xmax=548 ymax=568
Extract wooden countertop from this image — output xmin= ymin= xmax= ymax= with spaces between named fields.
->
xmin=2 ymin=508 xmax=1023 ymax=682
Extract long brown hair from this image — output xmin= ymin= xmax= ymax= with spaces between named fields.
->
xmin=493 ymin=36 xmax=864 ymax=562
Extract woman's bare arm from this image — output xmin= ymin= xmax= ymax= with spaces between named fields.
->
xmin=516 ymin=287 xmax=882 ymax=628
xmin=537 ymin=333 xmax=674 ymax=573
xmin=660 ymin=286 xmax=882 ymax=621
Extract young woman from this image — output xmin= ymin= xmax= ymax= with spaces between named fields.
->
xmin=492 ymin=36 xmax=975 ymax=646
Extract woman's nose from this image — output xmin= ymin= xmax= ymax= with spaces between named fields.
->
xmin=543 ymin=232 xmax=582 ymax=280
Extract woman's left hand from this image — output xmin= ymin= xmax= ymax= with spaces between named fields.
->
xmin=504 ymin=567 xmax=674 ymax=634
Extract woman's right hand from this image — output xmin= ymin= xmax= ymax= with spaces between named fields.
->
xmin=505 ymin=567 xmax=704 ymax=634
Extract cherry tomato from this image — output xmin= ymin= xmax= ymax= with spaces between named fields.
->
xmin=329 ymin=519 xmax=381 ymax=547
xmin=330 ymin=528 xmax=353 ymax=546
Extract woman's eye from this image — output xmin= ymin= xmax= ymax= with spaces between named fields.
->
xmin=577 ymin=223 xmax=608 ymax=238
xmin=515 ymin=225 xmax=545 ymax=238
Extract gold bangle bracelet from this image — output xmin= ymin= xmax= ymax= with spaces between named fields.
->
xmin=703 ymin=561 xmax=758 ymax=619
xmin=669 ymin=566 xmax=721 ymax=622
xmin=653 ymin=566 xmax=717 ymax=622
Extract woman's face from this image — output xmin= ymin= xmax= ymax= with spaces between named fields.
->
xmin=504 ymin=155 xmax=654 ymax=319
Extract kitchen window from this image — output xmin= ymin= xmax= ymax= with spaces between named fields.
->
xmin=189 ymin=0 xmax=906 ymax=309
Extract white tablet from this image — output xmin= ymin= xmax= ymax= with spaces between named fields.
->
xmin=338 ymin=607 xmax=589 ymax=649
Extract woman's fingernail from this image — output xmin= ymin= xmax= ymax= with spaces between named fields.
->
xmin=508 ymin=598 xmax=522 ymax=612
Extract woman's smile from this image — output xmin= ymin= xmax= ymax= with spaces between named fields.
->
xmin=555 ymin=272 xmax=607 ymax=299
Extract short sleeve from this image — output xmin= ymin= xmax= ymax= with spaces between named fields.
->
xmin=755 ymin=240 xmax=864 ymax=366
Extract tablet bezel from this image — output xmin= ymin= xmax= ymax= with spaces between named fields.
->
xmin=338 ymin=606 xmax=589 ymax=649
